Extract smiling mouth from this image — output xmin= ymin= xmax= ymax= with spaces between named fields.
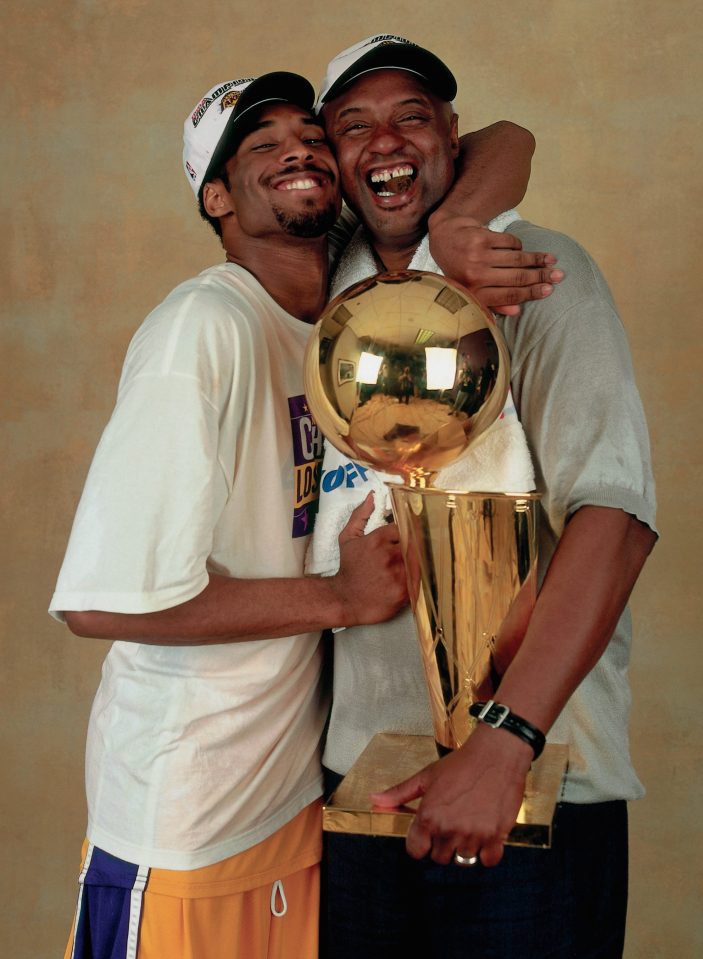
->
xmin=368 ymin=164 xmax=416 ymax=197
xmin=277 ymin=175 xmax=328 ymax=191
xmin=271 ymin=167 xmax=333 ymax=192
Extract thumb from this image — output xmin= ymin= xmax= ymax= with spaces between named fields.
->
xmin=370 ymin=767 xmax=430 ymax=808
xmin=339 ymin=493 xmax=374 ymax=543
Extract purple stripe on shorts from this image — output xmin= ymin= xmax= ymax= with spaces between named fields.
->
xmin=71 ymin=847 xmax=146 ymax=959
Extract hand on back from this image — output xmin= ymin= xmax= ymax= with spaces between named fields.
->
xmin=428 ymin=213 xmax=564 ymax=316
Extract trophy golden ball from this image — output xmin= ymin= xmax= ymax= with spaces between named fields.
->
xmin=303 ymin=271 xmax=510 ymax=483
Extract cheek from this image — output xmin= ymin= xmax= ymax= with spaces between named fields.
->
xmin=333 ymin=142 xmax=361 ymax=181
xmin=231 ymin=170 xmax=256 ymax=200
xmin=423 ymin=143 xmax=456 ymax=196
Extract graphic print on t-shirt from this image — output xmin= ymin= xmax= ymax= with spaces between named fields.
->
xmin=289 ymin=395 xmax=323 ymax=538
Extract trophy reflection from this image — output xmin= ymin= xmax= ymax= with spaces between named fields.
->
xmin=304 ymin=271 xmax=567 ymax=847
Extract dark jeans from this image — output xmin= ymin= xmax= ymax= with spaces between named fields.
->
xmin=321 ymin=768 xmax=628 ymax=959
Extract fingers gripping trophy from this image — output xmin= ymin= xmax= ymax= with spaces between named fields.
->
xmin=304 ymin=271 xmax=567 ymax=848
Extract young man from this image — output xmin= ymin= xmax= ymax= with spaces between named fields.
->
xmin=51 ymin=63 xmax=543 ymax=959
xmin=311 ymin=36 xmax=657 ymax=958
xmin=51 ymin=72 xmax=410 ymax=959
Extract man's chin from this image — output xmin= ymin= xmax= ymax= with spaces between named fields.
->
xmin=273 ymin=201 xmax=339 ymax=239
xmin=365 ymin=202 xmax=425 ymax=243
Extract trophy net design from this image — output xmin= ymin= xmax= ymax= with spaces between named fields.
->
xmin=394 ymin=487 xmax=538 ymax=752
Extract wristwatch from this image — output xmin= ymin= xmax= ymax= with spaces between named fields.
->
xmin=469 ymin=700 xmax=546 ymax=759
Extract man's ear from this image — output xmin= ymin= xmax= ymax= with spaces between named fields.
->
xmin=449 ymin=113 xmax=460 ymax=160
xmin=202 ymin=180 xmax=236 ymax=220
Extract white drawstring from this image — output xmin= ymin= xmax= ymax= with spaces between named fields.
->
xmin=270 ymin=879 xmax=288 ymax=917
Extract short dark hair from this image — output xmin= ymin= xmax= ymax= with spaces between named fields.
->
xmin=197 ymin=111 xmax=265 ymax=238
xmin=198 ymin=166 xmax=231 ymax=238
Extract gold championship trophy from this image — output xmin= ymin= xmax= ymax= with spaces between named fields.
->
xmin=304 ymin=271 xmax=568 ymax=848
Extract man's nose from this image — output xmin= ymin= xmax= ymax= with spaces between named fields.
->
xmin=368 ymin=124 xmax=406 ymax=155
xmin=281 ymin=137 xmax=314 ymax=164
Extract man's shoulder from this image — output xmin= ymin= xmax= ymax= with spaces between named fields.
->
xmin=510 ymin=221 xmax=603 ymax=282
xmin=509 ymin=221 xmax=618 ymax=319
xmin=162 ymin=263 xmax=265 ymax=315
xmin=144 ymin=264 xmax=272 ymax=340
xmin=498 ymin=221 xmax=625 ymax=367
xmin=122 ymin=264 xmax=272 ymax=381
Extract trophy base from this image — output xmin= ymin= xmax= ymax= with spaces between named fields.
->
xmin=323 ymin=733 xmax=569 ymax=848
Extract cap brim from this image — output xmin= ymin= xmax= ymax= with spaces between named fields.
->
xmin=321 ymin=45 xmax=457 ymax=105
xmin=201 ymin=72 xmax=316 ymax=193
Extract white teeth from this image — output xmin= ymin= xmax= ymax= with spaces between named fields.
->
xmin=283 ymin=178 xmax=317 ymax=190
xmin=370 ymin=165 xmax=414 ymax=183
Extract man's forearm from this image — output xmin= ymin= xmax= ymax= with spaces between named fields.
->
xmin=430 ymin=121 xmax=535 ymax=226
xmin=64 ymin=496 xmax=409 ymax=644
xmin=492 ymin=505 xmax=657 ymax=733
xmin=374 ymin=505 xmax=656 ymax=866
xmin=426 ymin=121 xmax=560 ymax=315
xmin=65 ymin=573 xmax=349 ymax=645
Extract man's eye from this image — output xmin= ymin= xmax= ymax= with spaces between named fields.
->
xmin=339 ymin=122 xmax=369 ymax=135
xmin=251 ymin=142 xmax=277 ymax=151
xmin=304 ymin=136 xmax=326 ymax=145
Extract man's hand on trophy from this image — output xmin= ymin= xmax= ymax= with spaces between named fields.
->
xmin=330 ymin=493 xmax=409 ymax=626
xmin=370 ymin=724 xmax=532 ymax=867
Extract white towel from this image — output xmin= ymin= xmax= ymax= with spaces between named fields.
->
xmin=307 ymin=211 xmax=534 ymax=578
xmin=330 ymin=209 xmax=522 ymax=299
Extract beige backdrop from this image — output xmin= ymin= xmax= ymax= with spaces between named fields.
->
xmin=2 ymin=2 xmax=702 ymax=956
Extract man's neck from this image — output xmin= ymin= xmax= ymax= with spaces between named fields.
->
xmin=368 ymin=229 xmax=425 ymax=273
xmin=225 ymin=235 xmax=329 ymax=324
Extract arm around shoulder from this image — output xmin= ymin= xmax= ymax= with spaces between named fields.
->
xmin=437 ymin=120 xmax=535 ymax=224
xmin=427 ymin=124 xmax=563 ymax=314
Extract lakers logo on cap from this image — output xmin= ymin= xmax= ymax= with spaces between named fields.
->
xmin=220 ymin=90 xmax=242 ymax=112
xmin=367 ymin=35 xmax=411 ymax=47
xmin=192 ymin=81 xmax=237 ymax=126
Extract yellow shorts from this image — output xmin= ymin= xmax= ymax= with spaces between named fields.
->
xmin=65 ymin=801 xmax=321 ymax=959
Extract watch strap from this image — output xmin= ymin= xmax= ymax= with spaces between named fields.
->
xmin=468 ymin=700 xmax=546 ymax=759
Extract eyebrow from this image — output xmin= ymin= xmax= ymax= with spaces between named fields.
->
xmin=335 ymin=96 xmax=431 ymax=121
xmin=251 ymin=114 xmax=324 ymax=133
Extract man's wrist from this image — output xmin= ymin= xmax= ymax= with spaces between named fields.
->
xmin=469 ymin=700 xmax=546 ymax=759
xmin=322 ymin=574 xmax=355 ymax=629
xmin=427 ymin=206 xmax=482 ymax=231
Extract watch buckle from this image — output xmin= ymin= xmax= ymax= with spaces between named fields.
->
xmin=478 ymin=700 xmax=510 ymax=728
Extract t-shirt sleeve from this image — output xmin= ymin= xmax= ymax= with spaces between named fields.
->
xmin=49 ymin=292 xmax=239 ymax=620
xmin=507 ymin=240 xmax=657 ymax=538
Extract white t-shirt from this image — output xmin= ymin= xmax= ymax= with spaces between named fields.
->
xmin=50 ymin=263 xmax=328 ymax=870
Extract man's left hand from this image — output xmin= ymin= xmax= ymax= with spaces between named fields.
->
xmin=370 ymin=724 xmax=532 ymax=867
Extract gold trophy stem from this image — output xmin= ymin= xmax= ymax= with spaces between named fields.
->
xmin=390 ymin=488 xmax=541 ymax=751
xmin=323 ymin=488 xmax=569 ymax=848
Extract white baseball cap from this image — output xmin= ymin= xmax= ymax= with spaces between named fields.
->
xmin=316 ymin=35 xmax=457 ymax=111
xmin=183 ymin=72 xmax=316 ymax=197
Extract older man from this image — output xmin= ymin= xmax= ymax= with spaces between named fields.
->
xmin=311 ymin=36 xmax=657 ymax=959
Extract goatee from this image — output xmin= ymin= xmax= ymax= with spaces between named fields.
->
xmin=273 ymin=200 xmax=338 ymax=238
